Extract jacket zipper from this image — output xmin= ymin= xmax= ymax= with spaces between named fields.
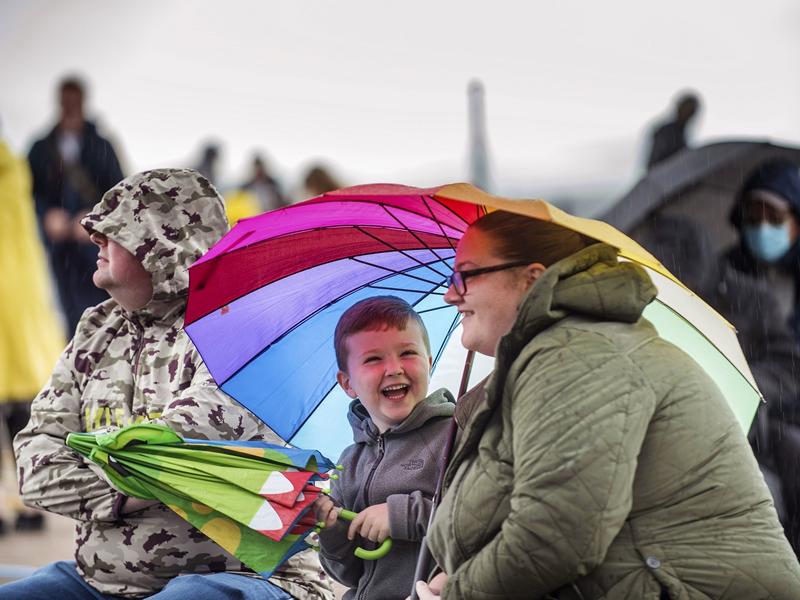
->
xmin=358 ymin=433 xmax=385 ymax=600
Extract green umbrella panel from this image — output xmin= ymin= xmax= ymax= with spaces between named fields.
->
xmin=639 ymin=264 xmax=761 ymax=431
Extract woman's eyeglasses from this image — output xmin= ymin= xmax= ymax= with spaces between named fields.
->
xmin=447 ymin=260 xmax=531 ymax=295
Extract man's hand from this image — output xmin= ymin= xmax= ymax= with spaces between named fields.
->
xmin=43 ymin=208 xmax=72 ymax=242
xmin=121 ymin=497 xmax=160 ymax=515
xmin=72 ymin=211 xmax=91 ymax=243
xmin=347 ymin=502 xmax=389 ymax=543
xmin=313 ymin=495 xmax=340 ymax=529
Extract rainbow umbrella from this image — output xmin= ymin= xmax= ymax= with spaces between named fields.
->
xmin=66 ymin=423 xmax=334 ymax=576
xmin=185 ymin=183 xmax=761 ymax=460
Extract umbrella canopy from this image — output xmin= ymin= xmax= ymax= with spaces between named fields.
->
xmin=66 ymin=423 xmax=334 ymax=576
xmin=603 ymin=140 xmax=800 ymax=253
xmin=186 ymin=183 xmax=761 ymax=459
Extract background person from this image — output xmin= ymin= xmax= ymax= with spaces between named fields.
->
xmin=242 ymin=153 xmax=286 ymax=212
xmin=0 ymin=133 xmax=64 ymax=533
xmin=27 ymin=76 xmax=124 ymax=336
xmin=416 ymin=211 xmax=799 ymax=599
xmin=646 ymin=92 xmax=701 ymax=169
xmin=725 ymin=159 xmax=800 ymax=346
xmin=720 ymin=159 xmax=800 ymax=552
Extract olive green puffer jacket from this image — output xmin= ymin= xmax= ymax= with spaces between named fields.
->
xmin=428 ymin=243 xmax=800 ymax=599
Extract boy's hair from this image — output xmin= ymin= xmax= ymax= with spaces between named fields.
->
xmin=334 ymin=296 xmax=431 ymax=371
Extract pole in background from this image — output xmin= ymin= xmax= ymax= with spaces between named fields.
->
xmin=468 ymin=79 xmax=492 ymax=193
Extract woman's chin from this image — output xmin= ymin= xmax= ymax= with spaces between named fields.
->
xmin=461 ymin=332 xmax=492 ymax=356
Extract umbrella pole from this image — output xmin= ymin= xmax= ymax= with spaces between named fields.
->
xmin=410 ymin=350 xmax=475 ymax=600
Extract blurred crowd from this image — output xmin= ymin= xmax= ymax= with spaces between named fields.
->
xmin=1 ymin=76 xmax=799 ymax=563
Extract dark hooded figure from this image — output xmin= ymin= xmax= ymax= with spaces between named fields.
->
xmin=636 ymin=162 xmax=800 ymax=553
xmin=726 ymin=159 xmax=800 ymax=344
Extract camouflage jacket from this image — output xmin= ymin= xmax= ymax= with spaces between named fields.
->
xmin=14 ymin=169 xmax=333 ymax=599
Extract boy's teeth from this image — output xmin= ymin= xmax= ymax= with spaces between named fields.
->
xmin=382 ymin=384 xmax=409 ymax=396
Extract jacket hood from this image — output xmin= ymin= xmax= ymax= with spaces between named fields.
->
xmin=501 ymin=243 xmax=657 ymax=355
xmin=81 ymin=168 xmax=228 ymax=308
xmin=730 ymin=159 xmax=800 ymax=232
xmin=348 ymin=388 xmax=455 ymax=444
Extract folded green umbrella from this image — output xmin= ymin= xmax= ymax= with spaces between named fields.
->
xmin=67 ymin=423 xmax=335 ymax=575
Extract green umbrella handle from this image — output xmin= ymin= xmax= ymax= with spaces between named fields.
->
xmin=336 ymin=509 xmax=393 ymax=560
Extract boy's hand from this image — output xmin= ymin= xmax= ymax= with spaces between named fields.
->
xmin=313 ymin=495 xmax=340 ymax=529
xmin=347 ymin=503 xmax=390 ymax=543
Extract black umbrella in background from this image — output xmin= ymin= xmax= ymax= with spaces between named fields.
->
xmin=603 ymin=139 xmax=800 ymax=252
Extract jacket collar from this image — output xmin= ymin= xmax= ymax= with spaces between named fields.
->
xmin=348 ymin=388 xmax=455 ymax=444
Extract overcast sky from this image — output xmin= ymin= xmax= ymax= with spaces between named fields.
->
xmin=2 ymin=0 xmax=799 ymax=211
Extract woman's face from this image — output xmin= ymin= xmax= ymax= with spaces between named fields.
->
xmin=444 ymin=227 xmax=541 ymax=357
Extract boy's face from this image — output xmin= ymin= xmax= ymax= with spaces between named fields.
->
xmin=337 ymin=322 xmax=432 ymax=433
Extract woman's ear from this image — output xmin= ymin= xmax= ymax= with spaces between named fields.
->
xmin=525 ymin=262 xmax=546 ymax=287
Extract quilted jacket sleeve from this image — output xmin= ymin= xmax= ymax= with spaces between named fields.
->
xmin=444 ymin=334 xmax=658 ymax=599
xmin=13 ymin=337 xmax=122 ymax=522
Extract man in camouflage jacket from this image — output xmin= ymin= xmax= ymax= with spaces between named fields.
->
xmin=8 ymin=169 xmax=333 ymax=599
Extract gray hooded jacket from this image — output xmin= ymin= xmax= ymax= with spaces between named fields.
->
xmin=319 ymin=388 xmax=455 ymax=600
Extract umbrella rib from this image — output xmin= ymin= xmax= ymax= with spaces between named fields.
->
xmin=415 ymin=303 xmax=455 ymax=314
xmin=420 ymin=193 xmax=477 ymax=230
xmin=430 ymin=309 xmax=462 ymax=370
xmin=377 ymin=204 xmax=452 ymax=277
xmin=367 ymin=284 xmax=445 ymax=296
xmin=349 ymin=255 xmax=447 ymax=287
xmin=420 ymin=196 xmax=459 ymax=254
xmin=406 ymin=282 xmax=459 ymax=371
xmin=354 ymin=225 xmax=451 ymax=279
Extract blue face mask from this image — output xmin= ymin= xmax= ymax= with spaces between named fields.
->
xmin=743 ymin=222 xmax=792 ymax=263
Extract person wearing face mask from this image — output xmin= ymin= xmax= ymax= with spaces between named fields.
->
xmin=726 ymin=159 xmax=800 ymax=345
xmin=718 ymin=159 xmax=800 ymax=554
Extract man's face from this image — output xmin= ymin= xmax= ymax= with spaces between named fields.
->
xmin=91 ymin=232 xmax=153 ymax=309
xmin=59 ymin=87 xmax=84 ymax=123
xmin=337 ymin=322 xmax=432 ymax=433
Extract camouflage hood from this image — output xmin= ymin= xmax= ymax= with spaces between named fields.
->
xmin=81 ymin=168 xmax=227 ymax=309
